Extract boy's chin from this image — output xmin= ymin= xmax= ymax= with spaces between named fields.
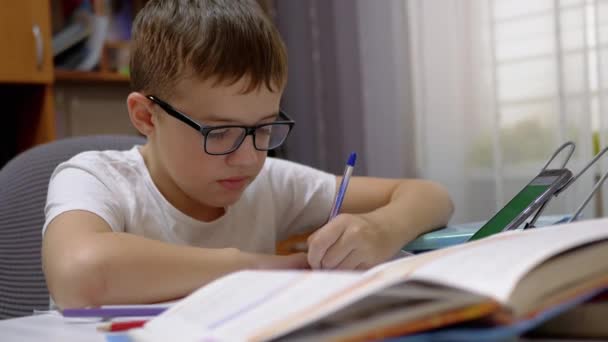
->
xmin=200 ymin=192 xmax=244 ymax=208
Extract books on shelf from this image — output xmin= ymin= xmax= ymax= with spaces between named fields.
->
xmin=52 ymin=14 xmax=91 ymax=57
xmin=53 ymin=0 xmax=132 ymax=74
xmin=74 ymin=14 xmax=108 ymax=71
xmin=53 ymin=1 xmax=107 ymax=71
xmin=125 ymin=218 xmax=608 ymax=341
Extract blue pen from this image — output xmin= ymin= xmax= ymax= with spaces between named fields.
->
xmin=328 ymin=152 xmax=357 ymax=220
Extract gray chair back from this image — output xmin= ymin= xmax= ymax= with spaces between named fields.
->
xmin=0 ymin=135 xmax=145 ymax=319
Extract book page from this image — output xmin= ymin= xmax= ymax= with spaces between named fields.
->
xmin=129 ymin=270 xmax=391 ymax=342
xmin=276 ymin=282 xmax=492 ymax=341
xmin=378 ymin=218 xmax=608 ymax=303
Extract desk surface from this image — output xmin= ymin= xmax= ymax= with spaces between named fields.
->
xmin=0 ymin=313 xmax=603 ymax=342
xmin=0 ymin=313 xmax=105 ymax=341
xmin=0 ymin=312 xmax=135 ymax=342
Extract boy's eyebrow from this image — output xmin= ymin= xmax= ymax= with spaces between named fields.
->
xmin=200 ymin=112 xmax=279 ymax=124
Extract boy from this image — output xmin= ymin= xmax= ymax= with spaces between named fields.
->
xmin=42 ymin=0 xmax=453 ymax=309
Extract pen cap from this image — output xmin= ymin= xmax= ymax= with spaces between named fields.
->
xmin=347 ymin=152 xmax=357 ymax=167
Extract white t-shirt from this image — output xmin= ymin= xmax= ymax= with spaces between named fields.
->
xmin=43 ymin=146 xmax=336 ymax=254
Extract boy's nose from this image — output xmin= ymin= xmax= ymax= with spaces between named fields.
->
xmin=226 ymin=136 xmax=259 ymax=166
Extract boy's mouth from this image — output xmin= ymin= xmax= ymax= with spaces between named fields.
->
xmin=217 ymin=176 xmax=249 ymax=190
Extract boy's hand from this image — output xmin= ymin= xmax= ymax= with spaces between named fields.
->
xmin=253 ymin=252 xmax=310 ymax=270
xmin=307 ymin=214 xmax=401 ymax=270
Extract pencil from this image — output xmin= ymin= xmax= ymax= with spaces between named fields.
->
xmin=97 ymin=319 xmax=148 ymax=332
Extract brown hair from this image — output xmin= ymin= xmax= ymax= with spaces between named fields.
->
xmin=130 ymin=0 xmax=287 ymax=97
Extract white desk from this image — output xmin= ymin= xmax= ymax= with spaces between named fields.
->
xmin=0 ymin=313 xmax=112 ymax=342
xmin=0 ymin=313 xmax=602 ymax=342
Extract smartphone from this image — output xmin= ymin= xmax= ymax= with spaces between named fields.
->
xmin=469 ymin=168 xmax=573 ymax=241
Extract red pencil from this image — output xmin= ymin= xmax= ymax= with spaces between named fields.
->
xmin=97 ymin=319 xmax=148 ymax=332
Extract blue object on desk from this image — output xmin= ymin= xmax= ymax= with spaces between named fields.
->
xmin=106 ymin=334 xmax=133 ymax=342
xmin=403 ymin=215 xmax=571 ymax=252
xmin=62 ymin=306 xmax=167 ymax=318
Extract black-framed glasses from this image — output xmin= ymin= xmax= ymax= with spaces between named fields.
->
xmin=146 ymin=95 xmax=295 ymax=156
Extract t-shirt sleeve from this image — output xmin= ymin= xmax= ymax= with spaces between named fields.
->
xmin=265 ymin=158 xmax=337 ymax=241
xmin=43 ymin=165 xmax=125 ymax=236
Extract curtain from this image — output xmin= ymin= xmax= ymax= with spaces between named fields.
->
xmin=408 ymin=0 xmax=608 ymax=224
xmin=274 ymin=0 xmax=416 ymax=178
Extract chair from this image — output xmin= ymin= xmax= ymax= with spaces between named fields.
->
xmin=0 ymin=135 xmax=146 ymax=319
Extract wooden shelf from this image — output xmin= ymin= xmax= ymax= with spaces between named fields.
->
xmin=54 ymin=70 xmax=130 ymax=83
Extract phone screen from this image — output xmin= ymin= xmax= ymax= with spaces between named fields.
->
xmin=469 ymin=175 xmax=560 ymax=241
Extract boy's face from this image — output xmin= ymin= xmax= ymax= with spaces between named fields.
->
xmin=148 ymin=77 xmax=283 ymax=209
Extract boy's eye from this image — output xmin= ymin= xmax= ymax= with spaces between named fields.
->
xmin=256 ymin=125 xmax=273 ymax=136
xmin=207 ymin=128 xmax=230 ymax=140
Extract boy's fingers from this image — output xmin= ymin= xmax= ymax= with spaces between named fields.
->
xmin=286 ymin=253 xmax=311 ymax=269
xmin=258 ymin=252 xmax=309 ymax=269
xmin=272 ymin=253 xmax=309 ymax=269
xmin=355 ymin=263 xmax=370 ymax=270
xmin=323 ymin=247 xmax=355 ymax=270
xmin=307 ymin=221 xmax=347 ymax=269
xmin=319 ymin=234 xmax=355 ymax=269
xmin=335 ymin=251 xmax=363 ymax=270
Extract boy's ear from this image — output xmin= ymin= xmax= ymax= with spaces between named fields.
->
xmin=127 ymin=92 xmax=157 ymax=136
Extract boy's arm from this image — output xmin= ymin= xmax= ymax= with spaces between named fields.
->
xmin=43 ymin=210 xmax=308 ymax=309
xmin=307 ymin=177 xmax=453 ymax=270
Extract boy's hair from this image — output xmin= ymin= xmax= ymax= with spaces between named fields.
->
xmin=130 ymin=0 xmax=287 ymax=97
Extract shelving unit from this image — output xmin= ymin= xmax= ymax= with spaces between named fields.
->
xmin=0 ymin=0 xmax=139 ymax=167
xmin=1 ymin=0 xmax=273 ymax=167
xmin=54 ymin=69 xmax=129 ymax=83
xmin=0 ymin=1 xmax=55 ymax=166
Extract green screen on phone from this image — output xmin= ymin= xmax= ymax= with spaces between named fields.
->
xmin=469 ymin=176 xmax=558 ymax=241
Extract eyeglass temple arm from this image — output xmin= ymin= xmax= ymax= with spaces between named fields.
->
xmin=147 ymin=95 xmax=201 ymax=131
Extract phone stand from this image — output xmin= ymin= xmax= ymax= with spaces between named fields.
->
xmin=566 ymin=147 xmax=608 ymax=223
xmin=526 ymin=144 xmax=608 ymax=227
xmin=524 ymin=141 xmax=576 ymax=229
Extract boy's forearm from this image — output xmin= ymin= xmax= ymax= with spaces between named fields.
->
xmin=47 ymin=232 xmax=303 ymax=309
xmin=362 ymin=180 xmax=454 ymax=250
xmin=47 ymin=232 xmax=247 ymax=308
xmin=96 ymin=233 xmax=249 ymax=305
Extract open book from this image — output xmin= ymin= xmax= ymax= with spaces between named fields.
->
xmin=128 ymin=218 xmax=608 ymax=341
